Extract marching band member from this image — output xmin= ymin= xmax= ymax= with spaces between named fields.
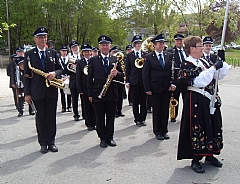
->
xmin=12 ymin=56 xmax=35 ymax=117
xmin=142 ymin=33 xmax=176 ymax=140
xmin=24 ymin=26 xmax=62 ymax=153
xmin=76 ymin=43 xmax=96 ymax=131
xmin=125 ymin=35 xmax=147 ymax=126
xmin=91 ymin=47 xmax=98 ymax=57
xmin=177 ymin=36 xmax=229 ymax=173
xmin=125 ymin=45 xmax=133 ymax=106
xmin=67 ymin=41 xmax=81 ymax=121
xmin=87 ymin=35 xmax=123 ymax=148
xmin=59 ymin=46 xmax=72 ymax=113
xmin=167 ymin=34 xmax=188 ymax=122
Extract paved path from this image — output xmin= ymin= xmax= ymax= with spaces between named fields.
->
xmin=0 ymin=67 xmax=240 ymax=184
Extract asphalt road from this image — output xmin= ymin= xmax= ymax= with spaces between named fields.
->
xmin=0 ymin=66 xmax=240 ymax=184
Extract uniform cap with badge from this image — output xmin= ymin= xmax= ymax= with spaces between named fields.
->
xmin=16 ymin=46 xmax=25 ymax=53
xmin=81 ymin=43 xmax=92 ymax=51
xmin=98 ymin=35 xmax=112 ymax=44
xmin=15 ymin=56 xmax=25 ymax=65
xmin=32 ymin=26 xmax=48 ymax=37
xmin=109 ymin=46 xmax=118 ymax=53
xmin=203 ymin=36 xmax=213 ymax=44
xmin=131 ymin=35 xmax=142 ymax=43
xmin=174 ymin=34 xmax=184 ymax=40
xmin=151 ymin=33 xmax=167 ymax=43
xmin=60 ymin=46 xmax=68 ymax=51
xmin=126 ymin=45 xmax=133 ymax=50
xmin=69 ymin=41 xmax=79 ymax=48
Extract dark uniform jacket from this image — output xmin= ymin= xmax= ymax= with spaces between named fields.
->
xmin=24 ymin=47 xmax=62 ymax=100
xmin=76 ymin=58 xmax=88 ymax=94
xmin=87 ymin=54 xmax=123 ymax=103
xmin=125 ymin=50 xmax=147 ymax=85
xmin=142 ymin=51 xmax=173 ymax=93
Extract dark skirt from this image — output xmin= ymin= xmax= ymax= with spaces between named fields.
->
xmin=177 ymin=90 xmax=223 ymax=160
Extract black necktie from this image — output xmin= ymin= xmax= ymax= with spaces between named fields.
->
xmin=136 ymin=52 xmax=139 ymax=58
xmin=40 ymin=51 xmax=45 ymax=70
xmin=103 ymin=57 xmax=109 ymax=73
xmin=158 ymin=54 xmax=164 ymax=68
xmin=63 ymin=58 xmax=66 ymax=64
xmin=179 ymin=50 xmax=185 ymax=62
xmin=206 ymin=55 xmax=210 ymax=61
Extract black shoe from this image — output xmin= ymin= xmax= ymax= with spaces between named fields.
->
xmin=67 ymin=107 xmax=72 ymax=112
xmin=118 ymin=112 xmax=125 ymax=117
xmin=29 ymin=111 xmax=35 ymax=115
xmin=171 ymin=118 xmax=176 ymax=122
xmin=147 ymin=109 xmax=152 ymax=113
xmin=156 ymin=134 xmax=164 ymax=140
xmin=40 ymin=145 xmax=48 ymax=154
xmin=115 ymin=112 xmax=119 ymax=118
xmin=191 ymin=160 xmax=205 ymax=173
xmin=136 ymin=121 xmax=142 ymax=127
xmin=205 ymin=156 xmax=223 ymax=168
xmin=18 ymin=113 xmax=23 ymax=117
xmin=48 ymin=144 xmax=58 ymax=152
xmin=61 ymin=108 xmax=66 ymax=113
xmin=141 ymin=121 xmax=146 ymax=126
xmin=162 ymin=133 xmax=170 ymax=139
xmin=74 ymin=117 xmax=80 ymax=121
xmin=100 ymin=140 xmax=108 ymax=148
xmin=87 ymin=126 xmax=94 ymax=131
xmin=107 ymin=139 xmax=117 ymax=147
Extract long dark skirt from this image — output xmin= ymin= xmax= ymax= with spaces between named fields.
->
xmin=177 ymin=91 xmax=223 ymax=160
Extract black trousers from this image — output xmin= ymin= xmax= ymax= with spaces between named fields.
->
xmin=151 ymin=91 xmax=171 ymax=135
xmin=70 ymin=88 xmax=79 ymax=118
xmin=82 ymin=94 xmax=96 ymax=127
xmin=172 ymin=90 xmax=186 ymax=118
xmin=116 ymin=84 xmax=124 ymax=113
xmin=128 ymin=88 xmax=132 ymax=104
xmin=147 ymin=95 xmax=152 ymax=110
xmin=93 ymin=101 xmax=117 ymax=140
xmin=17 ymin=88 xmax=33 ymax=114
xmin=131 ymin=84 xmax=147 ymax=122
xmin=33 ymin=96 xmax=57 ymax=146
xmin=60 ymin=89 xmax=71 ymax=109
xmin=80 ymin=94 xmax=85 ymax=119
xmin=12 ymin=87 xmax=18 ymax=108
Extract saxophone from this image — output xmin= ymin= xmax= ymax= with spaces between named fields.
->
xmin=169 ymin=49 xmax=178 ymax=120
xmin=98 ymin=62 xmax=118 ymax=99
xmin=26 ymin=58 xmax=65 ymax=89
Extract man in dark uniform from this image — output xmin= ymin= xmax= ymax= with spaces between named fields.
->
xmin=87 ymin=35 xmax=123 ymax=148
xmin=24 ymin=26 xmax=62 ymax=153
xmin=12 ymin=56 xmax=35 ymax=117
xmin=76 ymin=43 xmax=96 ymax=131
xmin=202 ymin=36 xmax=217 ymax=64
xmin=6 ymin=54 xmax=18 ymax=109
xmin=59 ymin=46 xmax=72 ymax=113
xmin=125 ymin=35 xmax=147 ymax=126
xmin=91 ymin=47 xmax=98 ymax=57
xmin=125 ymin=45 xmax=133 ymax=106
xmin=167 ymin=33 xmax=188 ymax=122
xmin=143 ymin=33 xmax=176 ymax=140
xmin=67 ymin=41 xmax=81 ymax=121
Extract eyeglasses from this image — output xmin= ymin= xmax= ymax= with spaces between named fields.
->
xmin=195 ymin=45 xmax=203 ymax=48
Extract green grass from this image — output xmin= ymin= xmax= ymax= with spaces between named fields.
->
xmin=225 ymin=49 xmax=240 ymax=67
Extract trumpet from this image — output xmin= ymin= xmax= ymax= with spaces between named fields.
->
xmin=135 ymin=57 xmax=144 ymax=68
xmin=26 ymin=58 xmax=65 ymax=89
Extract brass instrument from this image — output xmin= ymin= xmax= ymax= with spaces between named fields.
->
xmin=169 ymin=49 xmax=178 ymax=119
xmin=135 ymin=57 xmax=145 ymax=68
xmin=141 ymin=37 xmax=154 ymax=53
xmin=115 ymin=52 xmax=125 ymax=80
xmin=27 ymin=58 xmax=65 ymax=89
xmin=66 ymin=53 xmax=77 ymax=73
xmin=98 ymin=62 xmax=118 ymax=99
xmin=83 ymin=64 xmax=88 ymax=75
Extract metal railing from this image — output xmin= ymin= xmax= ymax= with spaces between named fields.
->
xmin=226 ymin=58 xmax=240 ymax=67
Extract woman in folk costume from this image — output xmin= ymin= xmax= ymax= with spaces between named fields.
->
xmin=177 ymin=36 xmax=230 ymax=173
